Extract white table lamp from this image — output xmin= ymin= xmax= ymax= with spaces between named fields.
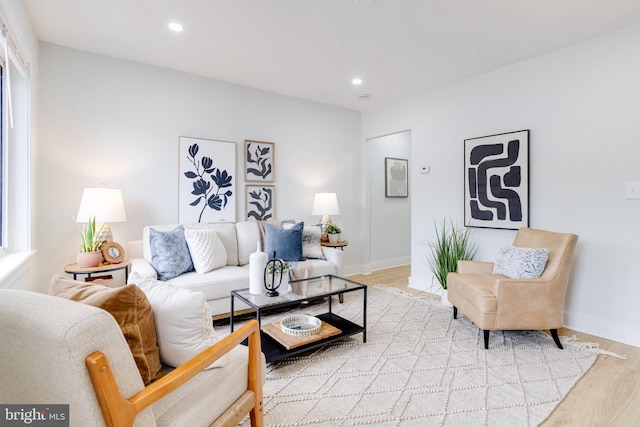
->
xmin=312 ymin=192 xmax=340 ymax=228
xmin=76 ymin=185 xmax=127 ymax=242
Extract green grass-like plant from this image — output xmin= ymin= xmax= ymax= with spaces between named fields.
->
xmin=78 ymin=216 xmax=105 ymax=252
xmin=426 ymin=219 xmax=477 ymax=289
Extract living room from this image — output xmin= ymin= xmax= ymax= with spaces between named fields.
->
xmin=1 ymin=1 xmax=639 ymax=424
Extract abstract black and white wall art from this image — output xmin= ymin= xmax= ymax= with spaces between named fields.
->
xmin=179 ymin=137 xmax=236 ymax=223
xmin=464 ymin=130 xmax=529 ymax=230
xmin=245 ymin=140 xmax=275 ymax=182
xmin=385 ymin=157 xmax=409 ymax=197
xmin=246 ymin=185 xmax=275 ymax=220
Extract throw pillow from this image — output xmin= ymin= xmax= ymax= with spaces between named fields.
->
xmin=149 ymin=225 xmax=194 ymax=280
xmin=493 ymin=246 xmax=550 ymax=279
xmin=128 ymin=272 xmax=226 ymax=369
xmin=264 ymin=221 xmax=306 ymax=261
xmin=184 ymin=228 xmax=228 ymax=274
xmin=48 ymin=275 xmax=163 ymax=385
xmin=283 ymin=223 xmax=324 ymax=259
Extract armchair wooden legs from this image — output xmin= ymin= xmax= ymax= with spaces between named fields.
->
xmin=550 ymin=329 xmax=563 ymax=349
xmin=452 ymin=306 xmax=564 ymax=350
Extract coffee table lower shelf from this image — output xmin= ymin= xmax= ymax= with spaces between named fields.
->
xmin=260 ymin=312 xmax=364 ymax=363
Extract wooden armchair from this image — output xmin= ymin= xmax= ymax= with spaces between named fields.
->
xmin=447 ymin=227 xmax=578 ymax=349
xmin=0 ymin=289 xmax=263 ymax=427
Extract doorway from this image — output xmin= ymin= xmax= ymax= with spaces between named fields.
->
xmin=367 ymin=130 xmax=411 ymax=271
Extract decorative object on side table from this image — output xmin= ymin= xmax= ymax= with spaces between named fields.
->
xmin=325 ymin=223 xmax=342 ymax=244
xmin=425 ymin=219 xmax=477 ymax=307
xmin=101 ymin=241 xmax=125 ymax=264
xmin=76 ymin=215 xmax=105 ymax=268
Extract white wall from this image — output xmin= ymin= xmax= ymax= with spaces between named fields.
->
xmin=362 ymin=24 xmax=640 ymax=348
xmin=367 ymin=131 xmax=411 ymax=270
xmin=36 ymin=43 xmax=363 ymax=291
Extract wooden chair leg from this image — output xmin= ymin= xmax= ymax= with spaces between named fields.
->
xmin=550 ymin=329 xmax=563 ymax=349
xmin=483 ymin=330 xmax=490 ymax=349
xmin=453 ymin=306 xmax=458 ymax=319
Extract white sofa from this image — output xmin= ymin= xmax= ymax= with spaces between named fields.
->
xmin=128 ymin=221 xmax=344 ymax=316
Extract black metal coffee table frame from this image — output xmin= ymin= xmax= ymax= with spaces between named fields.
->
xmin=230 ymin=275 xmax=367 ymax=363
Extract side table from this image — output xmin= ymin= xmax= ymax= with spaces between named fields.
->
xmin=64 ymin=260 xmax=131 ymax=285
xmin=321 ymin=240 xmax=348 ymax=250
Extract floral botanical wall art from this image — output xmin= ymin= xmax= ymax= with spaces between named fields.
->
xmin=179 ymin=137 xmax=236 ymax=223
xmin=246 ymin=185 xmax=275 ymax=220
xmin=245 ymin=140 xmax=275 ymax=182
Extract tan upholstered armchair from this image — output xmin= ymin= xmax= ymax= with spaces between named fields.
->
xmin=0 ymin=289 xmax=264 ymax=427
xmin=447 ymin=227 xmax=578 ymax=349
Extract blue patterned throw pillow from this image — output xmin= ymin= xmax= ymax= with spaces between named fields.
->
xmin=493 ymin=246 xmax=549 ymax=279
xmin=149 ymin=225 xmax=194 ymax=280
xmin=264 ymin=221 xmax=306 ymax=262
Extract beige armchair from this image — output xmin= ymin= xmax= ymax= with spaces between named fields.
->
xmin=0 ymin=289 xmax=263 ymax=427
xmin=447 ymin=227 xmax=578 ymax=349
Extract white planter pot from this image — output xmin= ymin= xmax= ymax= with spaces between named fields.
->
xmin=328 ymin=233 xmax=340 ymax=243
xmin=440 ymin=288 xmax=453 ymax=308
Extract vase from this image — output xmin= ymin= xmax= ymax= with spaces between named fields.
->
xmin=76 ymin=251 xmax=103 ymax=268
xmin=440 ymin=288 xmax=453 ymax=308
xmin=249 ymin=242 xmax=268 ymax=295
xmin=328 ymin=233 xmax=340 ymax=243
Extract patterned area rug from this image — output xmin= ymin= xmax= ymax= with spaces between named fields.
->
xmin=228 ymin=286 xmax=603 ymax=427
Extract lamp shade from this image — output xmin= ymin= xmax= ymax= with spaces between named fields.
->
xmin=312 ymin=192 xmax=340 ymax=216
xmin=76 ymin=187 xmax=127 ymax=223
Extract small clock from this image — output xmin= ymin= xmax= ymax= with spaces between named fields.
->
xmin=101 ymin=241 xmax=125 ymax=264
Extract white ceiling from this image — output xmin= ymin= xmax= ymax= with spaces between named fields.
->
xmin=23 ymin=0 xmax=640 ymax=112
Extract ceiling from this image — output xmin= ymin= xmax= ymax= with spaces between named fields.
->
xmin=23 ymin=0 xmax=640 ymax=112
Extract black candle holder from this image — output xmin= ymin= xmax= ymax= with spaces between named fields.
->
xmin=264 ymin=251 xmax=283 ymax=297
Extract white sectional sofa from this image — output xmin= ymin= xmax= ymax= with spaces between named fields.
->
xmin=128 ymin=221 xmax=344 ymax=317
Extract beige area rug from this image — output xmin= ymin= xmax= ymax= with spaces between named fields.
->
xmin=225 ymin=286 xmax=607 ymax=427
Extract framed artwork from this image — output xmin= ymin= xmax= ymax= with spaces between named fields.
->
xmin=464 ymin=130 xmax=529 ymax=230
xmin=178 ymin=136 xmax=236 ymax=223
xmin=385 ymin=157 xmax=409 ymax=197
xmin=245 ymin=140 xmax=275 ymax=182
xmin=246 ymin=185 xmax=275 ymax=220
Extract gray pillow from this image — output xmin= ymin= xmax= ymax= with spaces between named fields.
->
xmin=493 ymin=246 xmax=549 ymax=279
xmin=283 ymin=223 xmax=325 ymax=259
xmin=149 ymin=225 xmax=194 ymax=280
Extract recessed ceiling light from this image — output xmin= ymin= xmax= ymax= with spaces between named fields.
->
xmin=168 ymin=22 xmax=184 ymax=32
xmin=352 ymin=78 xmax=362 ymax=85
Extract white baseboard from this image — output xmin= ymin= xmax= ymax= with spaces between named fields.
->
xmin=370 ymin=257 xmax=410 ymax=272
xmin=564 ymin=310 xmax=640 ymax=349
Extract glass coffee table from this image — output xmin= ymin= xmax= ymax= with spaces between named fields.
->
xmin=230 ymin=275 xmax=367 ymax=363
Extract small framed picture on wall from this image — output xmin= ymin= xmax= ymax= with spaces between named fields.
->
xmin=385 ymin=157 xmax=409 ymax=197
xmin=246 ymin=185 xmax=275 ymax=220
xmin=245 ymin=140 xmax=275 ymax=182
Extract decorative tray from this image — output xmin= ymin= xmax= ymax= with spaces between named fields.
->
xmin=280 ymin=315 xmax=321 ymax=336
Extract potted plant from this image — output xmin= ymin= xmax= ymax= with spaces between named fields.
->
xmin=325 ymin=223 xmax=343 ymax=243
xmin=76 ymin=215 xmax=105 ymax=268
xmin=425 ymin=219 xmax=477 ymax=307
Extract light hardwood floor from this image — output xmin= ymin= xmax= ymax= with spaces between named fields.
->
xmin=347 ymin=265 xmax=640 ymax=427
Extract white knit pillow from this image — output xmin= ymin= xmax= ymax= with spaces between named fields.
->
xmin=184 ymin=228 xmax=227 ymax=274
xmin=493 ymin=246 xmax=549 ymax=279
